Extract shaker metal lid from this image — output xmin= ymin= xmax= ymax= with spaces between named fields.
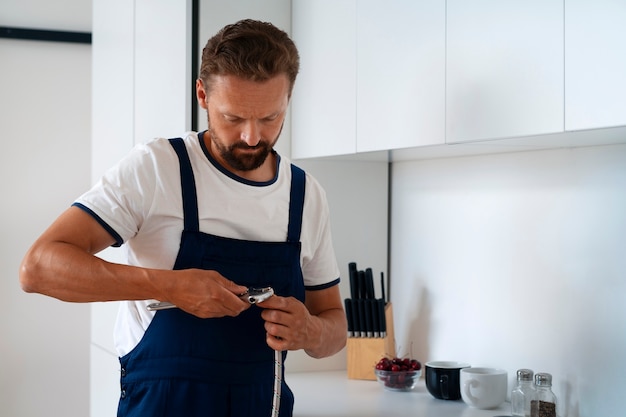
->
xmin=516 ymin=368 xmax=534 ymax=381
xmin=535 ymin=372 xmax=553 ymax=386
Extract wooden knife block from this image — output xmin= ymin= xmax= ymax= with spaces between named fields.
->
xmin=346 ymin=302 xmax=396 ymax=380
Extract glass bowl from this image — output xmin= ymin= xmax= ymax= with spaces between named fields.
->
xmin=374 ymin=368 xmax=422 ymax=392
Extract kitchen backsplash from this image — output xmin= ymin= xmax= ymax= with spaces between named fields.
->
xmin=390 ymin=143 xmax=626 ymax=417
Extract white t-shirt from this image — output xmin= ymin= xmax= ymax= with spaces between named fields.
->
xmin=75 ymin=132 xmax=340 ymax=356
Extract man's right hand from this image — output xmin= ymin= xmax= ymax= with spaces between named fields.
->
xmin=159 ymin=269 xmax=250 ymax=318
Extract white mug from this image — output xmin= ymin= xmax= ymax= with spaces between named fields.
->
xmin=460 ymin=367 xmax=507 ymax=409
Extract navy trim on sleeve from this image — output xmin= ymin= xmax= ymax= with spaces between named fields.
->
xmin=72 ymin=202 xmax=124 ymax=247
xmin=304 ymin=277 xmax=341 ymax=291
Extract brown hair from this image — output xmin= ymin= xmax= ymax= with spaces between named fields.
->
xmin=199 ymin=19 xmax=300 ymax=95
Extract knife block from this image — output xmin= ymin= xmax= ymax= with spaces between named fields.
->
xmin=346 ymin=302 xmax=396 ymax=380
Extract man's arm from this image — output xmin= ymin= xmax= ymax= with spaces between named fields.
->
xmin=259 ymin=285 xmax=348 ymax=358
xmin=19 ymin=206 xmax=249 ymax=318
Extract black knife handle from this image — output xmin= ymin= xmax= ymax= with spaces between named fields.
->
xmin=351 ymin=298 xmax=361 ymax=337
xmin=357 ymin=299 xmax=367 ymax=337
xmin=363 ymin=298 xmax=373 ymax=337
xmin=365 ymin=268 xmax=375 ymax=298
xmin=344 ymin=298 xmax=354 ymax=337
xmin=370 ymin=299 xmax=380 ymax=337
xmin=380 ymin=272 xmax=386 ymax=302
xmin=349 ymin=262 xmax=358 ymax=300
xmin=358 ymin=270 xmax=367 ymax=299
xmin=377 ymin=299 xmax=386 ymax=337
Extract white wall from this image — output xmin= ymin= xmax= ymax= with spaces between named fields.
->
xmin=390 ymin=143 xmax=626 ymax=417
xmin=0 ymin=1 xmax=92 ymax=416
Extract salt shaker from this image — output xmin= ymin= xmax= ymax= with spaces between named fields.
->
xmin=530 ymin=373 xmax=557 ymax=417
xmin=511 ymin=368 xmax=535 ymax=417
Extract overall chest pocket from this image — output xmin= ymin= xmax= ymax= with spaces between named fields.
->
xmin=201 ymin=253 xmax=301 ymax=299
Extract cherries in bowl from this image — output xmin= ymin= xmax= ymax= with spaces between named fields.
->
xmin=374 ymin=356 xmax=422 ymax=392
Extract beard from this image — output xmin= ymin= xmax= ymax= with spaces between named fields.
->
xmin=206 ymin=118 xmax=282 ymax=172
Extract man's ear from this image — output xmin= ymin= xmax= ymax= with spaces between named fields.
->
xmin=196 ymin=79 xmax=208 ymax=110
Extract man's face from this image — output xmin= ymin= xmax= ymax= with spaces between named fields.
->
xmin=197 ymin=74 xmax=290 ymax=176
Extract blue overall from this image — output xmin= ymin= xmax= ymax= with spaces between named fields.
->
xmin=117 ymin=137 xmax=306 ymax=417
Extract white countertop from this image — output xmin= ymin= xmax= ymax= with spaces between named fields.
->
xmin=287 ymin=371 xmax=512 ymax=417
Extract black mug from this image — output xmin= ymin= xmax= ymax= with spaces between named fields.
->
xmin=425 ymin=361 xmax=471 ymax=400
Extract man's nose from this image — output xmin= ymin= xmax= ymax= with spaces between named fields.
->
xmin=240 ymin=121 xmax=261 ymax=146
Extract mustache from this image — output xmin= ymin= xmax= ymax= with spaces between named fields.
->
xmin=231 ymin=141 xmax=270 ymax=150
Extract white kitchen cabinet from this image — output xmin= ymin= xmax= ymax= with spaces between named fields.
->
xmin=134 ymin=0 xmax=192 ymax=142
xmin=446 ymin=0 xmax=564 ymax=143
xmin=291 ymin=0 xmax=444 ymax=158
xmin=293 ymin=0 xmax=626 ymax=159
xmin=91 ymin=0 xmax=135 ymax=181
xmin=565 ymin=0 xmax=626 ymax=131
xmin=291 ymin=0 xmax=357 ymax=158
xmin=356 ymin=0 xmax=445 ymax=152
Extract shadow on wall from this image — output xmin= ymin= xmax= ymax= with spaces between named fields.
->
xmin=401 ymin=278 xmax=431 ymax=361
xmin=560 ymin=377 xmax=580 ymax=417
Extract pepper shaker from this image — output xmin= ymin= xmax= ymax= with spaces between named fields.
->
xmin=530 ymin=373 xmax=557 ymax=417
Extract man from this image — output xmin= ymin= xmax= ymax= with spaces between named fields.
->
xmin=20 ymin=19 xmax=347 ymax=417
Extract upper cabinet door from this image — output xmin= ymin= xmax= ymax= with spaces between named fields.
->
xmin=291 ymin=0 xmax=357 ymax=159
xmin=446 ymin=0 xmax=564 ymax=143
xmin=356 ymin=0 xmax=446 ymax=152
xmin=565 ymin=0 xmax=626 ymax=131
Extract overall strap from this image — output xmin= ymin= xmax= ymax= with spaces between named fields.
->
xmin=287 ymin=164 xmax=306 ymax=243
xmin=168 ymin=138 xmax=199 ymax=232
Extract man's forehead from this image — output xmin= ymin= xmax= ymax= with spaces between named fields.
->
xmin=207 ymin=75 xmax=290 ymax=115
